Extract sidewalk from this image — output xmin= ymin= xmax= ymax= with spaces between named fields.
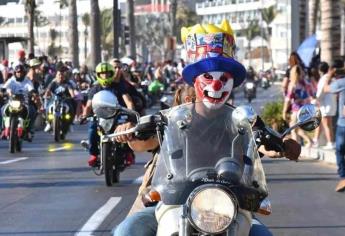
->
xmin=300 ymin=146 xmax=336 ymax=164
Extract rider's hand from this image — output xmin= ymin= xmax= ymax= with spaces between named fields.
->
xmin=282 ymin=138 xmax=301 ymax=161
xmin=114 ymin=122 xmax=135 ymax=143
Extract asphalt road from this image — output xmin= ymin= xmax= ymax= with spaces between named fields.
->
xmin=0 ymin=83 xmax=344 ymax=236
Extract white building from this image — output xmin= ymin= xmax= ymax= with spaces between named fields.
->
xmin=195 ymin=0 xmax=294 ymax=70
xmin=0 ymin=0 xmax=120 ymax=64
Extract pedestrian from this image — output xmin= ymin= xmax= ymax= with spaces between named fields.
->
xmin=283 ymin=52 xmax=313 ymax=147
xmin=313 ymin=62 xmax=336 ymax=148
xmin=323 ymin=59 xmax=345 ymax=192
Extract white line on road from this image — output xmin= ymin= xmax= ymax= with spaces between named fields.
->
xmin=75 ymin=197 xmax=122 ymax=236
xmin=0 ymin=157 xmax=28 ymax=165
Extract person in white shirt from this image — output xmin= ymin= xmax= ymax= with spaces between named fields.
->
xmin=2 ymin=64 xmax=37 ymax=141
xmin=313 ymin=62 xmax=336 ymax=149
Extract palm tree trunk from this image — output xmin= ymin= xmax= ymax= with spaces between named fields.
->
xmin=90 ymin=0 xmax=102 ymax=68
xmin=68 ymin=0 xmax=79 ymax=67
xmin=127 ymin=0 xmax=136 ymax=59
xmin=299 ymin=0 xmax=307 ymax=43
xmin=84 ymin=29 xmax=88 ymax=62
xmin=27 ymin=2 xmax=35 ymax=54
xmin=320 ymin=0 xmax=342 ymax=64
xmin=308 ymin=0 xmax=319 ymax=35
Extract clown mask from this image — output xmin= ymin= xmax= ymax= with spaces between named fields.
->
xmin=194 ymin=71 xmax=233 ymax=109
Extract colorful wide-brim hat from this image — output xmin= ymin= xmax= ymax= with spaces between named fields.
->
xmin=181 ymin=19 xmax=246 ymax=88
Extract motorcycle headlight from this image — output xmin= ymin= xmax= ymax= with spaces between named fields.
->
xmin=99 ymin=118 xmax=114 ymax=133
xmin=187 ymin=186 xmax=237 ymax=234
xmin=9 ymin=100 xmax=21 ymax=109
xmin=245 ymin=82 xmax=254 ymax=89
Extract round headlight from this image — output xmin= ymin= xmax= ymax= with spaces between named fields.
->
xmin=9 ymin=100 xmax=21 ymax=109
xmin=188 ymin=186 xmax=237 ymax=234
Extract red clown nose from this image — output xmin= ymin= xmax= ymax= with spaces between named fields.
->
xmin=211 ymin=80 xmax=222 ymax=91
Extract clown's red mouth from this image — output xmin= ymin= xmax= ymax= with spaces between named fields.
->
xmin=204 ymin=90 xmax=229 ymax=103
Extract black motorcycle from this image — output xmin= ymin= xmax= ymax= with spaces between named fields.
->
xmin=89 ymin=90 xmax=138 ymax=186
xmin=2 ymin=93 xmax=27 ymax=153
xmin=46 ymin=87 xmax=73 ymax=142
xmin=244 ymin=80 xmax=256 ymax=103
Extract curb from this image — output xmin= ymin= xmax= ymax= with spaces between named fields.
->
xmin=300 ymin=146 xmax=336 ymax=165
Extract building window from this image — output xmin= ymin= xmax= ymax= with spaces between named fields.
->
xmin=8 ymin=18 xmax=14 ymax=24
xmin=15 ymin=18 xmax=23 ymax=24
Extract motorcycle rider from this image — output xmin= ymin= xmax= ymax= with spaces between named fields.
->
xmin=112 ymin=20 xmax=300 ymax=236
xmin=1 ymin=63 xmax=38 ymax=141
xmin=79 ymin=62 xmax=134 ymax=167
xmin=44 ymin=64 xmax=76 ymax=132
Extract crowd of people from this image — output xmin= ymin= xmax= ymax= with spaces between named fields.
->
xmin=0 ymin=49 xmax=187 ymax=164
xmin=282 ymin=52 xmax=345 ymax=192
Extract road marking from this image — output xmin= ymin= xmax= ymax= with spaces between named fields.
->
xmin=0 ymin=157 xmax=28 ymax=165
xmin=48 ymin=143 xmax=74 ymax=152
xmin=75 ymin=197 xmax=122 ymax=236
xmin=132 ymin=175 xmax=144 ymax=184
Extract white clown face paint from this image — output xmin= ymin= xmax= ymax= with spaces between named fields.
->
xmin=194 ymin=71 xmax=234 ymax=109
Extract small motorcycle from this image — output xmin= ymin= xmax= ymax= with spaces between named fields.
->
xmin=104 ymin=98 xmax=321 ymax=235
xmin=261 ymin=77 xmax=270 ymax=89
xmin=89 ymin=90 xmax=138 ymax=186
xmin=244 ymin=80 xmax=256 ymax=103
xmin=2 ymin=93 xmax=27 ymax=153
xmin=46 ymin=87 xmax=73 ymax=142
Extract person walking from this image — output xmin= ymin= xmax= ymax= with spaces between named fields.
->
xmin=323 ymin=59 xmax=345 ymax=192
xmin=283 ymin=52 xmax=313 ymax=147
xmin=313 ymin=62 xmax=336 ymax=148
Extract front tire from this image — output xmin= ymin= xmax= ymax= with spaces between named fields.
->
xmin=53 ymin=117 xmax=60 ymax=142
xmin=9 ymin=117 xmax=17 ymax=153
xmin=102 ymin=142 xmax=118 ymax=186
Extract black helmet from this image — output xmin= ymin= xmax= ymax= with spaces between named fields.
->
xmin=14 ymin=64 xmax=26 ymax=82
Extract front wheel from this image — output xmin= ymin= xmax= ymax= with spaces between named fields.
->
xmin=9 ymin=117 xmax=18 ymax=153
xmin=102 ymin=142 xmax=118 ymax=186
xmin=53 ymin=117 xmax=60 ymax=142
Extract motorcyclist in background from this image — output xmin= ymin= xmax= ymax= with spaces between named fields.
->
xmin=111 ymin=59 xmax=146 ymax=115
xmin=44 ymin=64 xmax=76 ymax=132
xmin=1 ymin=63 xmax=38 ymax=141
xmin=79 ymin=62 xmax=134 ymax=167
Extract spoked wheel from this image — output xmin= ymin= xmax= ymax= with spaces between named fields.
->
xmin=53 ymin=118 xmax=60 ymax=142
xmin=9 ymin=117 xmax=18 ymax=153
xmin=102 ymin=142 xmax=118 ymax=186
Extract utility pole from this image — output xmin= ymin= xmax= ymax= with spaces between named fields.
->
xmin=113 ymin=0 xmax=119 ymax=58
xmin=127 ymin=0 xmax=136 ymax=59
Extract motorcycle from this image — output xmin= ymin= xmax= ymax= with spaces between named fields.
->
xmin=2 ymin=92 xmax=27 ymax=153
xmin=46 ymin=87 xmax=73 ymax=142
xmin=89 ymin=90 xmax=138 ymax=186
xmin=243 ymin=80 xmax=256 ymax=103
xmin=261 ymin=77 xmax=270 ymax=89
xmin=101 ymin=95 xmax=321 ymax=235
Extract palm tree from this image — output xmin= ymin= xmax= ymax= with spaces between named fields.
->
xmin=82 ymin=13 xmax=90 ymax=62
xmin=68 ymin=0 xmax=79 ymax=67
xmin=261 ymin=5 xmax=277 ymax=67
xmin=56 ymin=0 xmax=68 ymax=48
xmin=320 ymin=0 xmax=341 ymax=64
xmin=244 ymin=20 xmax=260 ymax=66
xmin=24 ymin=0 xmax=36 ymax=54
xmin=90 ymin=0 xmax=102 ymax=68
xmin=308 ymin=0 xmax=319 ymax=35
xmin=47 ymin=29 xmax=62 ymax=58
xmin=101 ymin=8 xmax=113 ymax=59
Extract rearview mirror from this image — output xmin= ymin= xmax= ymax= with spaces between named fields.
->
xmin=232 ymin=105 xmax=257 ymax=131
xmin=282 ymin=104 xmax=322 ymax=137
xmin=297 ymin=104 xmax=321 ymax=131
